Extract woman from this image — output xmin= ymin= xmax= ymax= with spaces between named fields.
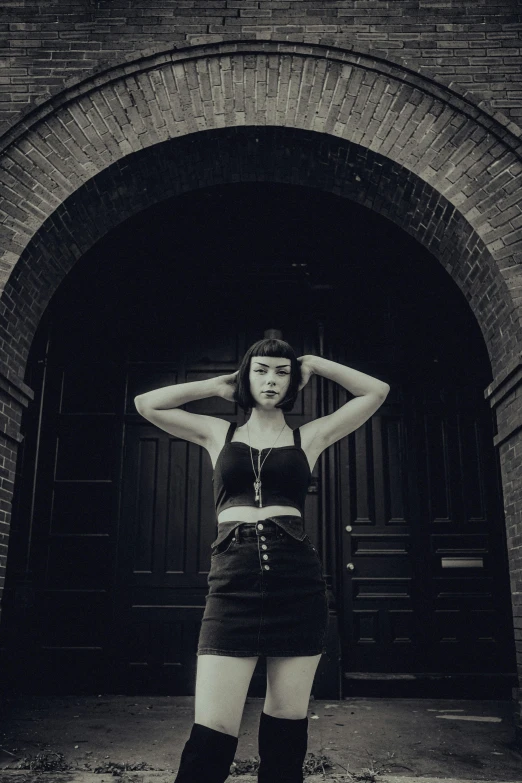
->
xmin=134 ymin=338 xmax=389 ymax=783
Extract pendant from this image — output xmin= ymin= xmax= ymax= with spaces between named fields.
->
xmin=257 ymin=453 xmax=262 ymax=507
xmin=254 ymin=479 xmax=261 ymax=502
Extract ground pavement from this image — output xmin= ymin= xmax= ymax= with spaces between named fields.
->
xmin=0 ymin=694 xmax=520 ymax=782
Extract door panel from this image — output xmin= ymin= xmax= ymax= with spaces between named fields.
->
xmin=119 ymin=425 xmax=216 ymax=588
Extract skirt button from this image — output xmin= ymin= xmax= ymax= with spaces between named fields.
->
xmin=257 ymin=523 xmax=264 ymax=530
xmin=264 ymin=565 xmax=270 ymax=570
xmin=263 ymin=554 xmax=269 ymax=560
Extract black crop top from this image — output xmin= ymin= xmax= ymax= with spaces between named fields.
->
xmin=213 ymin=422 xmax=311 ymax=517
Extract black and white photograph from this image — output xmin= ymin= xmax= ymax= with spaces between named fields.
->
xmin=0 ymin=2 xmax=521 ymax=782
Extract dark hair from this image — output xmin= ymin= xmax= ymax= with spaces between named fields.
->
xmin=234 ymin=338 xmax=301 ymax=413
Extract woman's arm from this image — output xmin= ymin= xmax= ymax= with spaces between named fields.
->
xmin=134 ymin=372 xmax=237 ymax=447
xmin=299 ymin=355 xmax=389 ymax=450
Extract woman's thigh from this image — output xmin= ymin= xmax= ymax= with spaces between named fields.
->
xmin=195 ymin=654 xmax=259 ymax=737
xmin=264 ymin=654 xmax=322 ymax=719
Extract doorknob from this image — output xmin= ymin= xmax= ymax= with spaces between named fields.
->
xmin=345 ymin=525 xmax=352 ymax=532
xmin=346 ymin=562 xmax=355 ymax=571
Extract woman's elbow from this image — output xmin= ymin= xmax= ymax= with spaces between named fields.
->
xmin=374 ymin=383 xmax=390 ymax=397
xmin=134 ymin=394 xmax=150 ymax=413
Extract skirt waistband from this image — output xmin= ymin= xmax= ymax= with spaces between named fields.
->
xmin=211 ymin=516 xmax=306 ymax=550
xmin=234 ymin=519 xmax=281 ymax=535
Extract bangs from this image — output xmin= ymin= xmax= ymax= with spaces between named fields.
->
xmin=250 ymin=339 xmax=294 ymax=359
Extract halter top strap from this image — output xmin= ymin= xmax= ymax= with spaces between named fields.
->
xmin=225 ymin=421 xmax=237 ymax=443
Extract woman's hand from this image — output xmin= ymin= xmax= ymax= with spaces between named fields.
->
xmin=297 ymin=355 xmax=315 ymax=392
xmin=214 ymin=370 xmax=239 ymax=402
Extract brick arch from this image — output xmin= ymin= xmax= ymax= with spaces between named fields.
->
xmin=0 ymin=43 xmax=521 ymax=739
xmin=8 ymin=125 xmax=518 ymax=380
xmin=1 ymin=37 xmax=521 ymax=148
xmin=0 ymin=43 xmax=520 ymax=381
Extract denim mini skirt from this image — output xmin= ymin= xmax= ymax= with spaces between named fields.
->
xmin=197 ymin=516 xmax=328 ymax=658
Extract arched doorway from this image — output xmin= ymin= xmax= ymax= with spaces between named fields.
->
xmin=7 ymin=181 xmax=515 ymax=698
xmin=0 ymin=42 xmax=519 ymax=729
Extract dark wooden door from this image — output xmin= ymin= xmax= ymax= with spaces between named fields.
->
xmin=338 ymin=378 xmax=516 ymax=693
xmin=25 ymin=355 xmax=124 ymax=691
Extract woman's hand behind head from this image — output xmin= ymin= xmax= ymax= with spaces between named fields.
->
xmin=297 ymin=356 xmax=314 ymax=392
xmin=215 ymin=370 xmax=239 ymax=402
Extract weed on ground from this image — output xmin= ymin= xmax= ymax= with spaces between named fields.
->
xmin=9 ymin=746 xmax=398 ymax=780
xmin=230 ymin=750 xmax=338 ymax=776
xmin=13 ymin=750 xmax=69 ymax=772
xmin=11 ymin=749 xmax=158 ymax=777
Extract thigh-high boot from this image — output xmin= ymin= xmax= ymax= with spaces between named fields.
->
xmin=257 ymin=711 xmax=308 ymax=783
xmin=174 ymin=722 xmax=238 ymax=783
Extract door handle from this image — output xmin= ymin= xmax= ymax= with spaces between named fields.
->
xmin=346 ymin=562 xmax=355 ymax=571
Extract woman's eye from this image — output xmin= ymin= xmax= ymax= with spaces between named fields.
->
xmin=254 ymin=369 xmax=288 ymax=375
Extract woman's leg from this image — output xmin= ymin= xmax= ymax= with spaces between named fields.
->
xmin=174 ymin=654 xmax=259 ymax=783
xmin=195 ymin=653 xmax=259 ymax=736
xmin=257 ymin=654 xmax=322 ymax=783
xmin=264 ymin=654 xmax=322 ymax=718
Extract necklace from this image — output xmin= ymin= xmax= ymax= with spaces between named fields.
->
xmin=246 ymin=418 xmax=287 ymax=507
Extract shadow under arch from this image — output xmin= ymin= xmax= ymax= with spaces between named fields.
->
xmin=14 ymin=175 xmax=516 ymax=706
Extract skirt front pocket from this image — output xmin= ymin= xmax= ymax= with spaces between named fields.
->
xmin=210 ymin=530 xmax=237 ymax=558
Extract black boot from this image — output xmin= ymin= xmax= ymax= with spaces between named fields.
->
xmin=257 ymin=711 xmax=308 ymax=783
xmin=174 ymin=722 xmax=238 ymax=783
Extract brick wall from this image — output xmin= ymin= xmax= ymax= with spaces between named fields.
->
xmin=485 ymin=357 xmax=522 ymax=738
xmin=0 ymin=1 xmax=521 ymax=135
xmin=0 ymin=376 xmax=32 ymax=628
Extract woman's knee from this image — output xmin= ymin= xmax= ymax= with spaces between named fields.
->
xmin=195 ymin=654 xmax=259 ymax=736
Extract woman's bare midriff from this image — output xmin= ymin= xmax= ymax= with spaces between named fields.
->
xmin=217 ymin=505 xmax=302 ymax=524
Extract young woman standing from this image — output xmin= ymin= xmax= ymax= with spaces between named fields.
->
xmin=134 ymin=338 xmax=389 ymax=783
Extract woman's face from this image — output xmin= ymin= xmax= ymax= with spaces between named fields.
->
xmin=249 ymin=355 xmax=292 ymax=408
